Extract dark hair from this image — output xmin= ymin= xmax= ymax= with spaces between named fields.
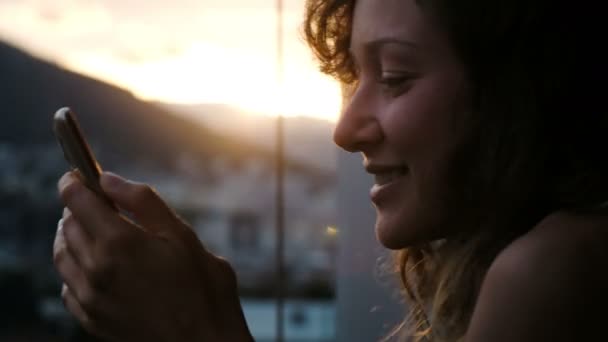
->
xmin=304 ymin=0 xmax=608 ymax=340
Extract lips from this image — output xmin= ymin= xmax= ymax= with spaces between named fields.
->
xmin=365 ymin=164 xmax=409 ymax=185
xmin=366 ymin=164 xmax=409 ymax=204
xmin=374 ymin=168 xmax=408 ymax=186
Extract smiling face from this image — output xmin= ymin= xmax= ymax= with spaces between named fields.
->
xmin=333 ymin=0 xmax=474 ymax=249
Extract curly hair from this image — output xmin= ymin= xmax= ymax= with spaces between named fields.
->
xmin=303 ymin=0 xmax=608 ymax=341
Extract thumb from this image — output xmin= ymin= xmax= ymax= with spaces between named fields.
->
xmin=100 ymin=172 xmax=176 ymax=231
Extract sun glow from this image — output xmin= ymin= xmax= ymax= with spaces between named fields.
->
xmin=0 ymin=1 xmax=342 ymax=122
xmin=62 ymin=43 xmax=342 ymax=121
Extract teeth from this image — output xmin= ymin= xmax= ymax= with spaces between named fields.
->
xmin=374 ymin=169 xmax=407 ymax=185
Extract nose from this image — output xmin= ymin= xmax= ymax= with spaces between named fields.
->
xmin=333 ymin=83 xmax=384 ymax=153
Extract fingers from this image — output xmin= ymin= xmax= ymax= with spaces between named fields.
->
xmin=62 ymin=285 xmax=98 ymax=334
xmin=58 ymin=171 xmax=122 ymax=240
xmin=55 ymin=222 xmax=101 ymax=322
xmin=54 ymin=219 xmax=90 ymax=299
xmin=100 ymin=172 xmax=176 ymax=231
xmin=62 ymin=208 xmax=97 ymax=272
xmin=60 ymin=213 xmax=122 ymax=296
xmin=54 ymin=218 xmax=68 ymax=260
xmin=62 ymin=284 xmax=116 ymax=341
xmin=56 ymin=224 xmax=115 ymax=341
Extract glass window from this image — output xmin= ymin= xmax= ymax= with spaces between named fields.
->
xmin=0 ymin=1 xmax=345 ymax=341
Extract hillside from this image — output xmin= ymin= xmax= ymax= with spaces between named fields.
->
xmin=0 ymin=41 xmax=331 ymax=180
xmin=160 ymin=103 xmax=337 ymax=172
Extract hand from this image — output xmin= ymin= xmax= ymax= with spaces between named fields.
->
xmin=53 ymin=171 xmax=253 ymax=341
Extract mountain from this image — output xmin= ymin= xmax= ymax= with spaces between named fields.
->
xmin=158 ymin=103 xmax=337 ymax=172
xmin=0 ymin=40 xmax=337 ymax=304
xmin=0 ymin=40 xmax=331 ymax=180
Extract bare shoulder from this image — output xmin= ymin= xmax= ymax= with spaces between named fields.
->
xmin=464 ymin=210 xmax=608 ymax=342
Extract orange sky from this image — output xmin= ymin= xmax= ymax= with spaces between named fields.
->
xmin=0 ymin=0 xmax=342 ymax=121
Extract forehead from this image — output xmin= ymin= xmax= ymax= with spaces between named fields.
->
xmin=351 ymin=0 xmax=440 ymax=51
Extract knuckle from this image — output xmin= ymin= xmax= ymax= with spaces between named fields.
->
xmin=104 ymin=229 xmax=134 ymax=253
xmin=132 ymin=183 xmax=155 ymax=202
xmin=62 ymin=214 xmax=73 ymax=228
xmin=60 ymin=284 xmax=69 ymax=305
xmin=86 ymin=256 xmax=116 ymax=292
xmin=78 ymin=285 xmax=100 ymax=313
xmin=53 ymin=245 xmax=67 ymax=267
xmin=216 ymin=257 xmax=237 ymax=285
xmin=62 ymin=286 xmax=100 ymax=335
xmin=61 ymin=216 xmax=78 ymax=240
xmin=63 ymin=207 xmax=72 ymax=219
xmin=79 ymin=253 xmax=96 ymax=278
xmin=61 ymin=214 xmax=78 ymax=231
xmin=60 ymin=179 xmax=84 ymax=205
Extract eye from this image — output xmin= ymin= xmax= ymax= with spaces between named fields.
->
xmin=378 ymin=72 xmax=414 ymax=94
xmin=379 ymin=72 xmax=411 ymax=87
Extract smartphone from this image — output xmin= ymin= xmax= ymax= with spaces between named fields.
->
xmin=53 ymin=107 xmax=115 ymax=209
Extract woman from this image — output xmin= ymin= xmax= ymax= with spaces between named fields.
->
xmin=53 ymin=0 xmax=608 ymax=341
xmin=304 ymin=0 xmax=608 ymax=340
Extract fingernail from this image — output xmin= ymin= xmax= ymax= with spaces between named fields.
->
xmin=58 ymin=172 xmax=75 ymax=192
xmin=63 ymin=207 xmax=71 ymax=218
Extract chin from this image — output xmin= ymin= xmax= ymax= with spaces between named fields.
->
xmin=374 ymin=207 xmax=438 ymax=250
xmin=375 ymin=210 xmax=415 ymax=250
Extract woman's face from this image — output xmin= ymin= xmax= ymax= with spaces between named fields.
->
xmin=335 ymin=0 xmax=473 ymax=249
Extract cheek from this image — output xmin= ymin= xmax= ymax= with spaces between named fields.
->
xmin=376 ymin=80 xmax=472 ymax=246
xmin=383 ymin=85 xmax=462 ymax=164
xmin=387 ymin=81 xmax=472 ymax=204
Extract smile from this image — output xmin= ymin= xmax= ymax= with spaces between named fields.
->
xmin=365 ymin=164 xmax=409 ymax=185
xmin=374 ymin=168 xmax=408 ymax=186
xmin=365 ymin=164 xmax=409 ymax=204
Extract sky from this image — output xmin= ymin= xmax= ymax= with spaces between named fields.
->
xmin=0 ymin=0 xmax=342 ymax=121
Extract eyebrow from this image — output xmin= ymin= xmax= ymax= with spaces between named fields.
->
xmin=349 ymin=37 xmax=419 ymax=63
xmin=364 ymin=37 xmax=419 ymax=51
